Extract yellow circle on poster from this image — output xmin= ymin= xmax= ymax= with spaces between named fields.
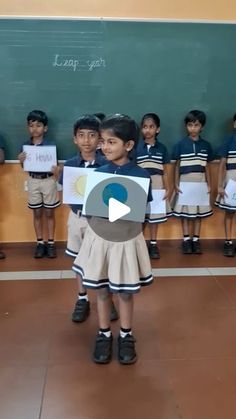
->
xmin=74 ymin=175 xmax=87 ymax=196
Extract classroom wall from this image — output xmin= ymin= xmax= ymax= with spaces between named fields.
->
xmin=1 ymin=0 xmax=236 ymax=20
xmin=0 ymin=1 xmax=235 ymax=243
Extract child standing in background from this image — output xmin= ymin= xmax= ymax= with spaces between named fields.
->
xmin=172 ymin=110 xmax=213 ymax=254
xmin=59 ymin=115 xmax=118 ymax=322
xmin=215 ymin=113 xmax=236 ymax=257
xmin=0 ymin=135 xmax=5 ymax=259
xmin=136 ymin=113 xmax=171 ymax=259
xmin=18 ymin=110 xmax=60 ymax=258
xmin=73 ymin=114 xmax=153 ymax=365
xmin=94 ymin=112 xmax=106 ymax=156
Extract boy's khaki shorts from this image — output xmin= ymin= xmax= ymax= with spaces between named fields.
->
xmin=66 ymin=210 xmax=88 ymax=258
xmin=27 ymin=176 xmax=60 ymax=209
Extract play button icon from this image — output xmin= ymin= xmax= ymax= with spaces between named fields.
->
xmin=83 ymin=172 xmax=149 ymax=242
xmin=109 ymin=198 xmax=131 ymax=222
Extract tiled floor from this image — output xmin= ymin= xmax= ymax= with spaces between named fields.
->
xmin=0 ymin=240 xmax=236 ymax=419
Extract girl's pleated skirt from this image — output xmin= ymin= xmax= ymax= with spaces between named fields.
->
xmin=72 ymin=219 xmax=153 ymax=294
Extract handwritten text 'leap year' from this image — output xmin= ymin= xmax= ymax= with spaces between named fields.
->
xmin=53 ymin=54 xmax=106 ymax=72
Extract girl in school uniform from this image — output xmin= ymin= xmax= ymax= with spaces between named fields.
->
xmin=215 ymin=113 xmax=236 ymax=257
xmin=172 ymin=110 xmax=213 ymax=254
xmin=73 ymin=114 xmax=153 ymax=365
xmin=136 ymin=113 xmax=172 ymax=259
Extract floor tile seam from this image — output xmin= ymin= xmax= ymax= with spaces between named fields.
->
xmin=154 ymin=267 xmax=236 ymax=277
xmin=211 ymin=276 xmax=236 ymax=306
xmin=0 ymin=270 xmax=64 ymax=280
xmin=1 ymin=267 xmax=236 ymax=280
xmin=38 ymin=331 xmax=57 ymax=419
xmin=158 ymin=355 xmax=236 ymax=361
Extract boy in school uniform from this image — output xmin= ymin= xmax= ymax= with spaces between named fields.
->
xmin=0 ymin=135 xmax=5 ymax=259
xmin=18 ymin=110 xmax=60 ymax=258
xmin=59 ymin=114 xmax=118 ymax=323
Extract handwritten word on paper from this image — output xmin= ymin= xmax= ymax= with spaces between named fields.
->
xmin=23 ymin=145 xmax=57 ymax=172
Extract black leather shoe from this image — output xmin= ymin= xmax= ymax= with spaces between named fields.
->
xmin=117 ymin=335 xmax=137 ymax=365
xmin=93 ymin=333 xmax=113 ymax=364
xmin=0 ymin=250 xmax=6 ymax=259
xmin=223 ymin=242 xmax=234 ymax=257
xmin=72 ymin=299 xmax=90 ymax=322
xmin=148 ymin=243 xmax=160 ymax=259
xmin=46 ymin=243 xmax=57 ymax=258
xmin=34 ymin=243 xmax=46 ymax=258
xmin=192 ymin=240 xmax=202 ymax=254
xmin=182 ymin=240 xmax=192 ymax=254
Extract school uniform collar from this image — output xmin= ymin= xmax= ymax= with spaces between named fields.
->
xmin=108 ymin=160 xmax=135 ymax=172
xmin=77 ymin=151 xmax=105 ymax=166
xmin=186 ymin=135 xmax=203 ymax=143
xmin=29 ymin=138 xmax=47 ymax=146
xmin=141 ymin=137 xmax=159 ymax=150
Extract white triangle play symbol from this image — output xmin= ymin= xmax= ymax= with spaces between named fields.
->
xmin=108 ymin=198 xmax=131 ymax=222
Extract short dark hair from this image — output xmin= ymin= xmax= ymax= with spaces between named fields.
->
xmin=73 ymin=115 xmax=100 ymax=136
xmin=141 ymin=113 xmax=160 ymax=128
xmin=101 ymin=114 xmax=139 ymax=146
xmin=184 ymin=110 xmax=206 ymax=126
xmin=27 ymin=110 xmax=48 ymax=126
xmin=233 ymin=113 xmax=236 ymax=122
xmin=94 ymin=113 xmax=106 ymax=122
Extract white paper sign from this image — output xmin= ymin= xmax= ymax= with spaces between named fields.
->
xmin=62 ymin=166 xmax=95 ymax=205
xmin=23 ymin=145 xmax=57 ymax=172
xmin=177 ymin=182 xmax=209 ymax=206
xmin=224 ymin=179 xmax=236 ymax=206
xmin=146 ymin=190 xmax=166 ymax=214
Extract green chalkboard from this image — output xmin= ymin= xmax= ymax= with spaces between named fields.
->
xmin=0 ymin=18 xmax=236 ymax=160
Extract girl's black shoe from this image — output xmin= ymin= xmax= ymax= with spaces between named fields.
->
xmin=117 ymin=335 xmax=137 ymax=364
xmin=192 ymin=240 xmax=202 ymax=254
xmin=182 ymin=239 xmax=192 ymax=254
xmin=93 ymin=334 xmax=113 ymax=364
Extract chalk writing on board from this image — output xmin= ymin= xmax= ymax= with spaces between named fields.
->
xmin=52 ymin=54 xmax=106 ymax=72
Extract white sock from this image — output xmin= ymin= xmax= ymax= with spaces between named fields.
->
xmin=99 ymin=329 xmax=111 ymax=338
xmin=78 ymin=293 xmax=88 ymax=301
xmin=120 ymin=328 xmax=132 ymax=338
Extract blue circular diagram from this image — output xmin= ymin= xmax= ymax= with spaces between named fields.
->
xmin=102 ymin=183 xmax=128 ymax=206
